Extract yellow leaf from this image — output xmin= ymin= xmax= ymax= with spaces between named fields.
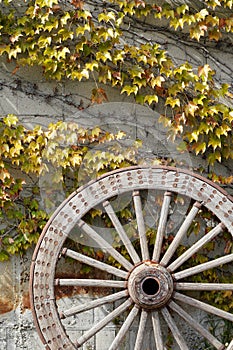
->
xmin=198 ymin=64 xmax=212 ymax=78
xmin=185 ymin=102 xmax=199 ymax=116
xmin=194 ymin=142 xmax=206 ymax=155
xmin=165 ymin=97 xmax=180 ymax=108
xmin=151 ymin=75 xmax=165 ymax=88
xmin=144 ymin=94 xmax=158 ymax=105
xmin=121 ymin=85 xmax=138 ymax=96
xmin=85 ymin=61 xmax=98 ymax=71
xmin=190 ymin=130 xmax=199 ymax=142
xmin=3 ymin=115 xmax=18 ymax=126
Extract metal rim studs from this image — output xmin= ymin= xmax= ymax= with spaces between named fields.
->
xmin=30 ymin=166 xmax=233 ymax=350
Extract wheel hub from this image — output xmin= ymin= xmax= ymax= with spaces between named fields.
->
xmin=127 ymin=262 xmax=174 ymax=309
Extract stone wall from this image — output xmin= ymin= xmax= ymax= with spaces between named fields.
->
xmin=0 ymin=7 xmax=233 ymax=348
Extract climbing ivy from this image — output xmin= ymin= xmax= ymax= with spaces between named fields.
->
xmin=0 ymin=0 xmax=233 ymax=262
xmin=0 ymin=0 xmax=232 ymax=166
xmin=0 ymin=115 xmax=139 ymax=260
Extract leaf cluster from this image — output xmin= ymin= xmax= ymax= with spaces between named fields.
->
xmin=0 ymin=0 xmax=233 ymax=260
xmin=0 ymin=0 xmax=232 ymax=166
xmin=0 ymin=115 xmax=137 ymax=260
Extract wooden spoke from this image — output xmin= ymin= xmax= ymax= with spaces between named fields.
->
xmin=161 ymin=307 xmax=189 ymax=350
xmin=133 ymin=191 xmax=150 ymax=260
xmin=76 ymin=298 xmax=133 ymax=347
xmin=134 ymin=310 xmax=148 ymax=350
xmin=173 ymin=253 xmax=233 ymax=280
xmin=152 ymin=311 xmax=165 ymax=350
xmin=56 ymin=278 xmax=126 ymax=288
xmin=103 ymin=200 xmax=141 ymax=265
xmin=63 ymin=248 xmax=128 ymax=279
xmin=61 ymin=290 xmax=128 ymax=319
xmin=168 ymin=223 xmax=224 ymax=272
xmin=175 ymin=283 xmax=233 ymax=291
xmin=152 ymin=191 xmax=172 ymax=262
xmin=78 ymin=219 xmax=133 ymax=271
xmin=226 ymin=339 xmax=233 ymax=350
xmin=173 ymin=292 xmax=233 ymax=322
xmin=169 ymin=301 xmax=224 ymax=349
xmin=109 ymin=305 xmax=139 ymax=350
xmin=161 ymin=202 xmax=201 ymax=266
xmin=30 ymin=166 xmax=233 ymax=350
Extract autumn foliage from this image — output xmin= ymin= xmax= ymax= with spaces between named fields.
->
xmin=0 ymin=0 xmax=233 ymax=259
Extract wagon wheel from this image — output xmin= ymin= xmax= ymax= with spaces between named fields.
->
xmin=30 ymin=166 xmax=233 ymax=350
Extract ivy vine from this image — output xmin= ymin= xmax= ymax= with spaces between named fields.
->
xmin=0 ymin=115 xmax=139 ymax=260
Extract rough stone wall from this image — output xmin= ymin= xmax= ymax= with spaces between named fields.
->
xmin=0 ymin=6 xmax=233 ymax=348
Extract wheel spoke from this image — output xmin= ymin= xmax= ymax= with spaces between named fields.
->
xmin=152 ymin=311 xmax=165 ymax=350
xmin=161 ymin=201 xmax=201 ymax=266
xmin=109 ymin=305 xmax=139 ymax=350
xmin=133 ymin=191 xmax=150 ymax=260
xmin=78 ymin=220 xmax=133 ymax=271
xmin=175 ymin=283 xmax=233 ymax=291
xmin=169 ymin=301 xmax=224 ymax=350
xmin=226 ymin=339 xmax=233 ymax=350
xmin=173 ymin=292 xmax=233 ymax=322
xmin=168 ymin=223 xmax=225 ymax=272
xmin=152 ymin=191 xmax=172 ymax=262
xmin=76 ymin=298 xmax=133 ymax=347
xmin=161 ymin=307 xmax=189 ymax=350
xmin=61 ymin=290 xmax=128 ymax=319
xmin=173 ymin=253 xmax=233 ymax=280
xmin=63 ymin=248 xmax=128 ymax=279
xmin=103 ymin=200 xmax=141 ymax=265
xmin=135 ymin=310 xmax=148 ymax=350
xmin=55 ymin=278 xmax=126 ymax=288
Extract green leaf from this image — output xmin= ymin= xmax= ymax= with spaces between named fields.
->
xmin=208 ymin=150 xmax=221 ymax=165
xmin=0 ymin=250 xmax=10 ymax=261
xmin=208 ymin=134 xmax=221 ymax=150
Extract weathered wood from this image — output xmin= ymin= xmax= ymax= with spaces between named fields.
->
xmin=227 ymin=339 xmax=233 ymax=350
xmin=168 ymin=223 xmax=224 ymax=272
xmin=133 ymin=191 xmax=150 ymax=260
xmin=152 ymin=311 xmax=165 ymax=350
xmin=161 ymin=202 xmax=201 ymax=266
xmin=30 ymin=166 xmax=233 ymax=350
xmin=56 ymin=278 xmax=126 ymax=288
xmin=103 ymin=200 xmax=141 ymax=265
xmin=161 ymin=307 xmax=189 ymax=350
xmin=134 ymin=310 xmax=148 ymax=350
xmin=78 ymin=219 xmax=133 ymax=271
xmin=109 ymin=305 xmax=139 ymax=350
xmin=62 ymin=290 xmax=128 ymax=318
xmin=169 ymin=301 xmax=224 ymax=350
xmin=64 ymin=248 xmax=128 ymax=279
xmin=173 ymin=292 xmax=233 ymax=322
xmin=76 ymin=298 xmax=133 ymax=347
xmin=175 ymin=283 xmax=233 ymax=291
xmin=173 ymin=253 xmax=233 ymax=280
xmin=153 ymin=191 xmax=172 ymax=262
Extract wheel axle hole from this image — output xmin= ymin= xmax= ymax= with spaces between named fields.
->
xmin=142 ymin=277 xmax=160 ymax=296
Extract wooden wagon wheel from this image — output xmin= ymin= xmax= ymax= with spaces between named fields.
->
xmin=30 ymin=166 xmax=233 ymax=350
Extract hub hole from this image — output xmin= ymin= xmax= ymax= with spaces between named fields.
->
xmin=142 ymin=277 xmax=160 ymax=296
